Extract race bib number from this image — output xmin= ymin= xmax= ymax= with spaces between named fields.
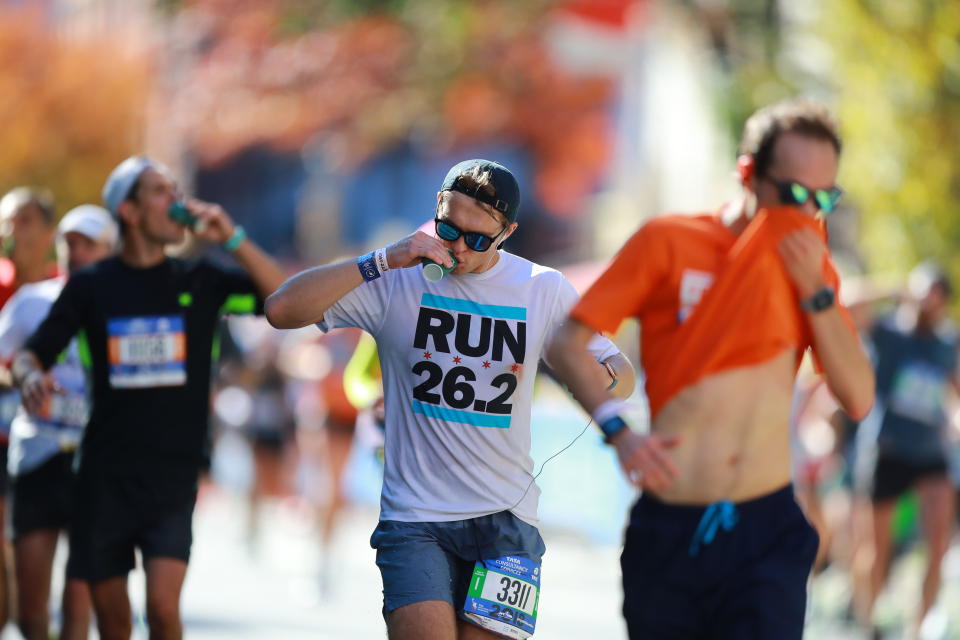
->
xmin=463 ymin=555 xmax=540 ymax=639
xmin=108 ymin=316 xmax=187 ymax=388
xmin=0 ymin=390 xmax=19 ymax=431
xmin=889 ymin=361 xmax=946 ymax=426
xmin=38 ymin=392 xmax=89 ymax=430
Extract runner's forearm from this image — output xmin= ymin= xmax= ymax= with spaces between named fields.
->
xmin=807 ymin=307 xmax=874 ymax=420
xmin=230 ymin=240 xmax=288 ymax=299
xmin=548 ymin=321 xmax=621 ymax=415
xmin=265 ymin=258 xmax=365 ymax=329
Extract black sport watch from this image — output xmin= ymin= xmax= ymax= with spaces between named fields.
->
xmin=800 ymin=287 xmax=835 ymax=313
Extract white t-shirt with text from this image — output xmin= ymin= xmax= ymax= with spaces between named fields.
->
xmin=0 ymin=278 xmax=88 ymax=476
xmin=320 ymin=251 xmax=619 ymax=525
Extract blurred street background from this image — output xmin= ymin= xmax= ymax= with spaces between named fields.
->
xmin=4 ymin=0 xmax=960 ymax=638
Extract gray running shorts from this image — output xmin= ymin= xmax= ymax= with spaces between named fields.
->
xmin=370 ymin=510 xmax=545 ymax=615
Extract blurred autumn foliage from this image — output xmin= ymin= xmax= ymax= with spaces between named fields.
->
xmin=3 ymin=0 xmax=627 ymax=225
xmin=166 ymin=0 xmax=620 ymax=219
xmin=822 ymin=1 xmax=960 ymax=281
xmin=680 ymin=0 xmax=960 ymax=284
xmin=0 ymin=4 xmax=149 ymax=214
xmin=14 ymin=0 xmax=957 ymax=284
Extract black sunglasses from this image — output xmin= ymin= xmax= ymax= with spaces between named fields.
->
xmin=763 ymin=176 xmax=843 ymax=214
xmin=434 ymin=217 xmax=506 ymax=252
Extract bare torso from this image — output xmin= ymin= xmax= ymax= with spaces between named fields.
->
xmin=650 ymin=348 xmax=797 ymax=504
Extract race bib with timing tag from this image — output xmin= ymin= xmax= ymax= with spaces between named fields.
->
xmin=108 ymin=316 xmax=187 ymax=388
xmin=0 ymin=390 xmax=19 ymax=433
xmin=463 ymin=555 xmax=540 ymax=639
xmin=38 ymin=392 xmax=89 ymax=431
xmin=889 ymin=360 xmax=947 ymax=426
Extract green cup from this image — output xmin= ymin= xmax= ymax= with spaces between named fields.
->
xmin=168 ymin=202 xmax=207 ymax=233
xmin=422 ymin=250 xmax=458 ymax=282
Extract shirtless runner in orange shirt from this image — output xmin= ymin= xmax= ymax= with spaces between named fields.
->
xmin=547 ymin=99 xmax=875 ymax=639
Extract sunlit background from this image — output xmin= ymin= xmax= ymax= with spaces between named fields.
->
xmin=3 ymin=0 xmax=960 ymax=638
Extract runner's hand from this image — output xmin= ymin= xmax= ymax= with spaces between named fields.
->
xmin=183 ymin=198 xmax=236 ymax=244
xmin=20 ymin=370 xmax=55 ymax=415
xmin=778 ymin=229 xmax=827 ymax=299
xmin=610 ymin=429 xmax=681 ymax=491
xmin=385 ymin=231 xmax=454 ymax=269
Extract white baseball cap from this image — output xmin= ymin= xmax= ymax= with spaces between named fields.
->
xmin=59 ymin=204 xmax=119 ymax=248
xmin=101 ymin=155 xmax=165 ymax=215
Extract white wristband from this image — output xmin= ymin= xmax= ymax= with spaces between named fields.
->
xmin=375 ymin=247 xmax=390 ymax=272
xmin=592 ymin=399 xmax=627 ymax=425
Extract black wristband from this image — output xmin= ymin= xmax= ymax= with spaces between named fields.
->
xmin=598 ymin=416 xmax=628 ymax=444
xmin=800 ymin=287 xmax=835 ymax=313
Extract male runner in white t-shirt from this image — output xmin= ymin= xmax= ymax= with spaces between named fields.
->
xmin=266 ymin=159 xmax=635 ymax=640
xmin=0 ymin=204 xmax=117 ymax=640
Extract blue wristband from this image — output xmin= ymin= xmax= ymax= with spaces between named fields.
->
xmin=357 ymin=251 xmax=381 ymax=282
xmin=598 ymin=415 xmax=628 ymax=443
xmin=223 ymin=226 xmax=246 ymax=252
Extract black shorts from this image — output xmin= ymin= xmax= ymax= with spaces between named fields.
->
xmin=870 ymin=453 xmax=948 ymax=503
xmin=621 ymin=485 xmax=818 ymax=640
xmin=9 ymin=452 xmax=77 ymax=539
xmin=67 ymin=469 xmax=198 ymax=582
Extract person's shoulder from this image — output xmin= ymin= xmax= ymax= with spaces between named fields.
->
xmin=934 ymin=320 xmax=959 ymax=346
xmin=169 ymin=256 xmax=237 ymax=286
xmin=87 ymin=255 xmax=122 ymax=273
xmin=68 ymin=257 xmax=120 ymax=286
xmin=1 ymin=278 xmax=61 ymax=323
xmin=168 ymin=255 xmax=208 ymax=273
xmin=17 ymin=277 xmax=64 ymax=301
xmin=641 ymin=212 xmax=723 ymax=236
xmin=501 ymin=252 xmax=561 ymax=279
xmin=501 ymin=253 xmax=570 ymax=293
xmin=873 ymin=312 xmax=904 ymax=339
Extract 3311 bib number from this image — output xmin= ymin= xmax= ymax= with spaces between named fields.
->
xmin=464 ymin=556 xmax=539 ymax=639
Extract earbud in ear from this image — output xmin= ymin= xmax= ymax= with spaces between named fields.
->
xmin=736 ymin=155 xmax=755 ymax=183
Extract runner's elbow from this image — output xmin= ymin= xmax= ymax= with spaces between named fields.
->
xmin=265 ymin=291 xmax=300 ymax=329
xmin=841 ymin=378 xmax=875 ymax=422
xmin=844 ymin=400 xmax=872 ymax=423
xmin=546 ymin=332 xmax=573 ymax=370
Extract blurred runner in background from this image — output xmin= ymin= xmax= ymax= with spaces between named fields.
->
xmin=852 ymin=262 xmax=958 ymax=640
xmin=0 ymin=204 xmax=117 ymax=640
xmin=210 ymin=317 xmax=299 ymax=554
xmin=344 ymin=331 xmax=385 ymax=465
xmin=0 ymin=186 xmax=59 ymax=633
xmin=12 ymin=156 xmax=286 ymax=640
xmin=267 ymin=321 xmax=362 ymax=594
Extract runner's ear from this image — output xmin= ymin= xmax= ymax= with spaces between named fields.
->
xmin=116 ymin=200 xmax=140 ymax=230
xmin=736 ymin=155 xmax=755 ymax=185
xmin=497 ymin=222 xmax=518 ymax=250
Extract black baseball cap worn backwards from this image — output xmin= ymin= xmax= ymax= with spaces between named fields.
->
xmin=441 ymin=159 xmax=521 ymax=224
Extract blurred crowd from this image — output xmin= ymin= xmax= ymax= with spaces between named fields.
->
xmin=1 ymin=1 xmax=959 ymax=639
xmin=1 ymin=171 xmax=959 ymax=639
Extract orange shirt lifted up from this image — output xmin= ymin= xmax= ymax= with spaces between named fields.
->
xmin=570 ymin=205 xmax=854 ymax=420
